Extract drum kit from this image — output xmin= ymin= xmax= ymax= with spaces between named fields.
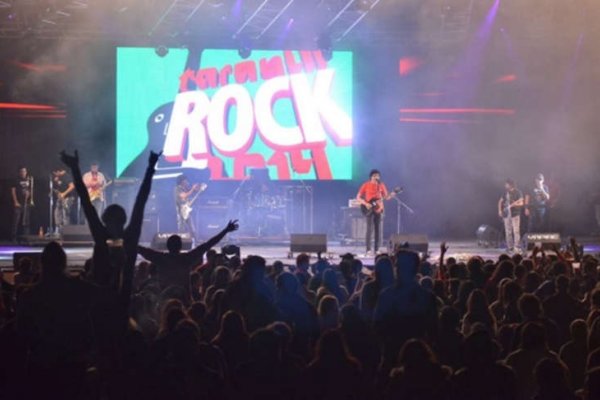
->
xmin=243 ymin=188 xmax=287 ymax=237
xmin=232 ymin=171 xmax=288 ymax=237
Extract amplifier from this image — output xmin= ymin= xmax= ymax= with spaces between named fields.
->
xmin=526 ymin=233 xmax=561 ymax=250
xmin=62 ymin=224 xmax=93 ymax=246
xmin=151 ymin=232 xmax=193 ymax=250
xmin=196 ymin=205 xmax=229 ymax=238
xmin=340 ymin=207 xmax=383 ymax=241
xmin=199 ymin=197 xmax=230 ymax=207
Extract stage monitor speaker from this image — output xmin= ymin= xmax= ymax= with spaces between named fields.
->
xmin=151 ymin=232 xmax=193 ymax=251
xmin=526 ymin=233 xmax=561 ymax=250
xmin=13 ymin=252 xmax=41 ymax=270
xmin=62 ymin=224 xmax=93 ymax=245
xmin=388 ymin=234 xmax=429 ymax=254
xmin=290 ymin=233 xmax=327 ymax=254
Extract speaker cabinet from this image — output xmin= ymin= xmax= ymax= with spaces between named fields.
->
xmin=141 ymin=214 xmax=159 ymax=243
xmin=341 ymin=207 xmax=383 ymax=242
xmin=388 ymin=234 xmax=429 ymax=254
xmin=195 ymin=206 xmax=229 ymax=239
xmin=290 ymin=233 xmax=327 ymax=254
xmin=525 ymin=233 xmax=561 ymax=250
xmin=62 ymin=224 xmax=93 ymax=246
xmin=151 ymin=232 xmax=193 ymax=250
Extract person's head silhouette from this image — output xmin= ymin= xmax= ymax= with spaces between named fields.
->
xmin=395 ymin=249 xmax=420 ymax=285
xmin=167 ymin=235 xmax=182 ymax=253
xmin=41 ymin=241 xmax=67 ymax=279
xmin=102 ymin=204 xmax=127 ymax=237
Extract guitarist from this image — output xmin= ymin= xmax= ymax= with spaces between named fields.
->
xmin=51 ymin=167 xmax=75 ymax=233
xmin=82 ymin=161 xmax=109 ymax=218
xmin=174 ymin=174 xmax=204 ymax=240
xmin=498 ymin=178 xmax=524 ymax=253
xmin=357 ymin=169 xmax=390 ymax=256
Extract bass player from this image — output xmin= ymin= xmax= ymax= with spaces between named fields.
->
xmin=357 ymin=169 xmax=392 ymax=256
xmin=174 ymin=174 xmax=207 ymax=241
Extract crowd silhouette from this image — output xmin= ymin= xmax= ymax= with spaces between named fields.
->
xmin=1 ymin=151 xmax=600 ymax=399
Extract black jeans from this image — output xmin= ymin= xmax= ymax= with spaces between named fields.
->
xmin=528 ymin=207 xmax=547 ymax=232
xmin=366 ymin=212 xmax=382 ymax=252
xmin=12 ymin=205 xmax=31 ymax=241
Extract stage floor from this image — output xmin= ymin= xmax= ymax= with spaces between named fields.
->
xmin=2 ymin=238 xmax=599 ymax=270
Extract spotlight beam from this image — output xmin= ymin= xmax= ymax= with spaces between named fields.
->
xmin=339 ymin=0 xmax=382 ymax=40
xmin=184 ymin=0 xmax=207 ymax=23
xmin=257 ymin=0 xmax=294 ymax=39
xmin=234 ymin=0 xmax=268 ymax=37
xmin=149 ymin=0 xmax=178 ymax=35
xmin=327 ymin=0 xmax=355 ymax=28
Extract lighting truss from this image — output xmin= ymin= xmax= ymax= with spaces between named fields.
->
xmin=149 ymin=0 xmax=207 ymax=37
xmin=439 ymin=0 xmax=474 ymax=42
xmin=326 ymin=0 xmax=383 ymax=42
xmin=234 ymin=0 xmax=294 ymax=40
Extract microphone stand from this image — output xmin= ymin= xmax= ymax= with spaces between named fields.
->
xmin=298 ymin=179 xmax=313 ymax=233
xmin=230 ymin=178 xmax=248 ymax=238
xmin=49 ymin=174 xmax=54 ymax=236
xmin=394 ymin=196 xmax=415 ymax=234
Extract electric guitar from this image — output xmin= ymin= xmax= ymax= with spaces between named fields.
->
xmin=53 ymin=188 xmax=74 ymax=208
xmin=180 ymin=183 xmax=208 ymax=220
xmin=89 ymin=180 xmax=112 ymax=202
xmin=501 ymin=197 xmax=523 ymax=219
xmin=361 ymin=186 xmax=403 ymax=216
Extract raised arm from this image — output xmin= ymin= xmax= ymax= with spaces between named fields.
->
xmin=188 ymin=220 xmax=239 ymax=262
xmin=126 ymin=151 xmax=161 ymax=245
xmin=120 ymin=152 xmax=160 ymax=307
xmin=137 ymin=245 xmax=164 ymax=265
xmin=60 ymin=150 xmax=104 ymax=243
xmin=437 ymin=241 xmax=449 ymax=280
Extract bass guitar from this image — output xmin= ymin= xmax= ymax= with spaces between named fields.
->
xmin=180 ymin=183 xmax=208 ymax=220
xmin=361 ymin=186 xmax=403 ymax=216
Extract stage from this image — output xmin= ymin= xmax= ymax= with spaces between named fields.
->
xmin=2 ymin=238 xmax=599 ymax=270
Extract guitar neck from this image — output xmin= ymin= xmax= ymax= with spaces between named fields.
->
xmin=187 ymin=188 xmax=203 ymax=205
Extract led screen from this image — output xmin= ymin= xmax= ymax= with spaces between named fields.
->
xmin=116 ymin=48 xmax=353 ymax=180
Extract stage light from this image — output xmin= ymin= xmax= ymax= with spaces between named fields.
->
xmin=155 ymin=46 xmax=168 ymax=57
xmin=237 ymin=36 xmax=252 ymax=59
xmin=238 ymin=45 xmax=251 ymax=59
xmin=476 ymin=224 xmax=501 ymax=248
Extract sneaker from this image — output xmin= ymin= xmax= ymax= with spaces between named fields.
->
xmin=365 ymin=250 xmax=373 ymax=257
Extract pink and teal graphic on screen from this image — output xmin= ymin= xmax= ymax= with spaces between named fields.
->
xmin=116 ymin=48 xmax=353 ymax=180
